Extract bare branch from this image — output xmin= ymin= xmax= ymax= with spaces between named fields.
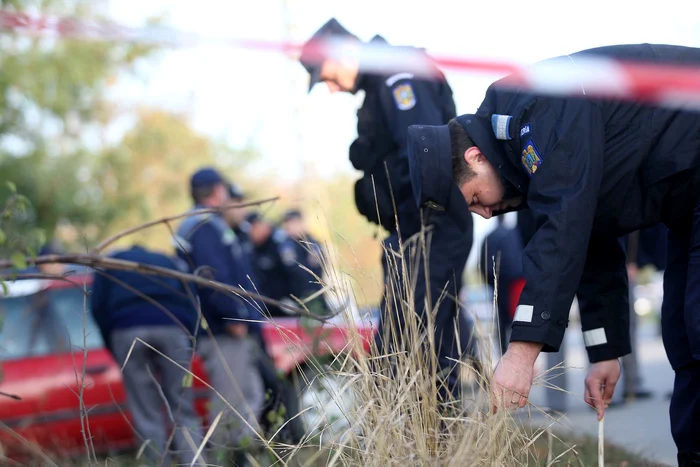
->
xmin=90 ymin=197 xmax=279 ymax=254
xmin=0 ymin=390 xmax=21 ymax=401
xmin=0 ymin=254 xmax=343 ymax=323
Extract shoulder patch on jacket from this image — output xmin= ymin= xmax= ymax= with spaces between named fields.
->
xmin=272 ymin=229 xmax=288 ymax=244
xmin=279 ymin=244 xmax=297 ymax=266
xmin=520 ymin=138 xmax=544 ymax=177
xmin=392 ymin=83 xmax=416 ymax=111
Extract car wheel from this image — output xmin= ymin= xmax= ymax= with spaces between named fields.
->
xmin=296 ymin=363 xmax=355 ymax=444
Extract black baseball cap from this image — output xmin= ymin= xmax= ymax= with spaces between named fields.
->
xmin=407 ymin=124 xmax=472 ymax=232
xmin=299 ymin=18 xmax=357 ymax=92
xmin=190 ymin=167 xmax=226 ymax=189
xmin=282 ymin=209 xmax=303 ymax=222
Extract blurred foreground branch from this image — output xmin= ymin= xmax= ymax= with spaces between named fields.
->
xmin=90 ymin=197 xmax=280 ymax=254
xmin=0 ymin=253 xmax=342 ymax=323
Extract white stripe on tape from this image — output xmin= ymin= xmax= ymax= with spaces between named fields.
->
xmin=583 ymin=328 xmax=608 ymax=347
xmin=513 ymin=305 xmax=534 ymax=323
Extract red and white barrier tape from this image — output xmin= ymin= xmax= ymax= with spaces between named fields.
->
xmin=2 ymin=9 xmax=700 ymax=109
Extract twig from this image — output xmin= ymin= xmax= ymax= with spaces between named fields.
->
xmin=0 ymin=254 xmax=344 ymax=323
xmin=598 ymin=417 xmax=604 ymax=467
xmin=0 ymin=390 xmax=21 ymax=401
xmin=90 ymin=197 xmax=279 ymax=254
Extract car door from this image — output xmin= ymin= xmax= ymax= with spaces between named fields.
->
xmin=0 ymin=279 xmax=130 ymax=459
xmin=0 ymin=280 xmax=81 ymax=458
xmin=48 ymin=282 xmax=132 ymax=455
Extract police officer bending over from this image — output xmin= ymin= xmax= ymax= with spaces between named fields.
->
xmin=299 ymin=19 xmax=478 ymax=399
xmin=407 ymin=44 xmax=700 ymax=465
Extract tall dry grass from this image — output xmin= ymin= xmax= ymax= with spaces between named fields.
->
xmin=278 ymin=218 xmax=548 ymax=467
xmin=0 ymin=216 xmax=567 ymax=467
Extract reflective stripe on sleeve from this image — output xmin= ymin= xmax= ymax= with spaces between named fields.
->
xmin=583 ymin=327 xmax=608 ymax=347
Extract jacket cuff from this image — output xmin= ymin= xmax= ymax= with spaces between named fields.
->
xmin=582 ymin=327 xmax=631 ymax=362
xmin=509 ymin=320 xmax=566 ymax=353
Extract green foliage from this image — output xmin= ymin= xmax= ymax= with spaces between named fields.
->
xmin=0 ymin=0 xmax=158 ymax=245
xmin=0 ymin=188 xmax=46 ymax=260
xmin=10 ymin=251 xmax=27 ymax=270
xmin=181 ymin=373 xmax=193 ymax=389
xmin=100 ymin=110 xmax=258 ymax=251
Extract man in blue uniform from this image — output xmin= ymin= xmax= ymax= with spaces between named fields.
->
xmin=299 ymin=19 xmax=477 ymax=398
xmin=281 ymin=209 xmax=329 ymax=315
xmin=91 ymin=245 xmax=204 ymax=466
xmin=244 ymin=212 xmax=312 ymax=316
xmin=174 ymin=167 xmax=264 ymax=459
xmin=225 ymin=186 xmax=307 ymax=443
xmin=406 ymin=44 xmax=700 ymax=465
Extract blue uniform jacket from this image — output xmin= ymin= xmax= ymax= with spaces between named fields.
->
xmin=174 ymin=210 xmax=261 ymax=336
xmin=351 ymin=35 xmax=472 ymax=239
xmin=463 ymin=44 xmax=700 ymax=363
xmin=290 ymin=233 xmax=324 ymax=298
xmin=249 ymin=229 xmax=311 ymax=309
xmin=90 ymin=245 xmax=199 ymax=350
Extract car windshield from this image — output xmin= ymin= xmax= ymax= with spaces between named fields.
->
xmin=0 ymin=282 xmax=103 ymax=360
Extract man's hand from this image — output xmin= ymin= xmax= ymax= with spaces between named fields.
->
xmin=584 ymin=359 xmax=621 ymax=421
xmin=226 ymin=323 xmax=248 ymax=338
xmin=491 ymin=341 xmax=543 ymax=413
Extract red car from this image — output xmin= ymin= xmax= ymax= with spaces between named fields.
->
xmin=0 ymin=274 xmax=376 ymax=461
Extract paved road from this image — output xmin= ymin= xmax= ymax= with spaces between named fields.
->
xmin=518 ymin=322 xmax=677 ymax=466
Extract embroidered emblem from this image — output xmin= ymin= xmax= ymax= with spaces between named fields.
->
xmin=393 ymin=83 xmax=416 ymax=110
xmin=520 ymin=123 xmax=531 ymax=137
xmin=521 ymin=139 xmax=543 ymax=177
xmin=280 ymin=246 xmax=297 ymax=266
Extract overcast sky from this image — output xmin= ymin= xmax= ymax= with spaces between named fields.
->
xmin=107 ymin=0 xmax=700 ymax=261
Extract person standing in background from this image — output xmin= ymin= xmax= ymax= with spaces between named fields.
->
xmin=90 ymin=245 xmax=205 ymax=466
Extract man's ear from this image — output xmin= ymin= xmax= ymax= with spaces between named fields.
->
xmin=463 ymin=146 xmax=483 ymax=166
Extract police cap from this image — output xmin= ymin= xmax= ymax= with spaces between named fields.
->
xmin=282 ymin=209 xmax=303 ymax=222
xmin=299 ymin=18 xmax=357 ymax=92
xmin=407 ymin=124 xmax=472 ymax=232
xmin=190 ymin=167 xmax=226 ymax=189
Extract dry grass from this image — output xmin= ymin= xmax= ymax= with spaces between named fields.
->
xmin=0 ymin=214 xmax=664 ymax=467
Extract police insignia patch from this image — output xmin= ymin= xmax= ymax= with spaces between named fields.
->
xmin=280 ymin=246 xmax=297 ymax=266
xmin=520 ymin=139 xmax=543 ymax=177
xmin=392 ymin=83 xmax=416 ymax=110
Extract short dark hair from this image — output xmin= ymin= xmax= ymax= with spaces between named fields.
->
xmin=191 ymin=184 xmax=217 ymax=204
xmin=448 ymin=119 xmax=477 ymax=187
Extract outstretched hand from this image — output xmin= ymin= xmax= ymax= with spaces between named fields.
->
xmin=491 ymin=342 xmax=543 ymax=413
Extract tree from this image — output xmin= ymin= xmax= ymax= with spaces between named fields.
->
xmin=0 ymin=0 xmax=156 ymax=247
xmin=98 ymin=109 xmax=259 ymax=251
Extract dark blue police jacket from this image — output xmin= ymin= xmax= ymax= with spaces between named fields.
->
xmin=90 ymin=245 xmax=199 ymax=349
xmin=249 ymin=229 xmax=311 ymax=308
xmin=351 ymin=36 xmax=470 ymax=238
xmin=458 ymin=44 xmax=700 ymax=363
xmin=290 ymin=233 xmax=325 ymax=298
xmin=174 ymin=209 xmax=261 ymax=336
